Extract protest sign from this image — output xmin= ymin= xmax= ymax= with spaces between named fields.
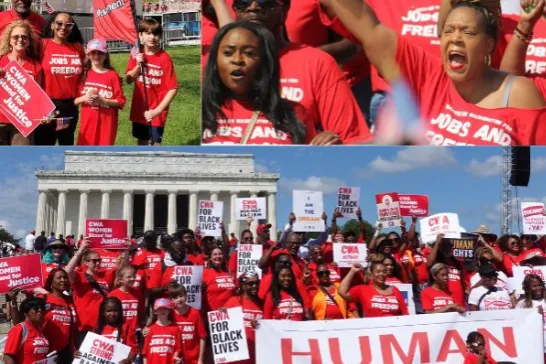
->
xmin=420 ymin=213 xmax=461 ymax=243
xmin=333 ymin=243 xmax=367 ymax=268
xmin=72 ymin=331 xmax=131 ymax=364
xmin=375 ymin=193 xmax=401 ymax=227
xmin=93 ymin=0 xmax=137 ymax=44
xmin=236 ymin=198 xmax=266 ymax=220
xmin=293 ymin=191 xmax=325 ymax=232
xmin=85 ymin=219 xmax=128 ymax=249
xmin=391 ymin=283 xmax=416 ymax=315
xmin=237 ymin=244 xmax=263 ymax=278
xmin=511 ymin=266 xmax=546 ymax=295
xmin=257 ymin=309 xmax=543 ymax=364
xmin=521 ymin=202 xmax=546 ymax=235
xmin=448 ymin=237 xmax=478 ymax=262
xmin=336 ymin=187 xmax=360 ymax=219
xmin=208 ymin=307 xmax=249 ymax=363
xmin=398 ymin=194 xmax=429 ymax=217
xmin=0 ymin=61 xmax=55 ymax=137
xmin=0 ymin=254 xmax=42 ymax=294
xmin=34 ymin=355 xmax=57 ymax=364
xmin=198 ymin=200 xmax=224 ymax=237
xmin=168 ymin=265 xmax=203 ymax=310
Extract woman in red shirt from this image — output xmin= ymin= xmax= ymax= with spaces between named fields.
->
xmin=339 ymin=262 xmax=408 ymax=317
xmin=202 ymin=21 xmax=308 ymax=145
xmin=499 ymin=234 xmax=544 ymax=276
xmin=383 ymin=255 xmax=404 ymax=284
xmin=421 ymin=263 xmax=467 ymax=314
xmin=4 ymin=298 xmax=50 ymax=364
xmin=308 ymin=263 xmax=354 ymax=320
xmin=203 ymin=247 xmax=236 ymax=312
xmin=0 ymin=20 xmax=43 ymax=145
xmin=307 ymin=246 xmax=341 ymax=285
xmin=37 ymin=12 xmax=85 ymax=145
xmin=224 ymin=271 xmax=263 ymax=364
xmin=321 ymin=0 xmax=546 ymax=145
xmin=264 ymin=266 xmax=313 ymax=320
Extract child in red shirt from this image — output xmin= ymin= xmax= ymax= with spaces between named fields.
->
xmin=75 ymin=39 xmax=126 ymax=146
xmin=463 ymin=331 xmax=497 ymax=364
xmin=108 ymin=267 xmax=145 ymax=329
xmin=143 ymin=298 xmax=184 ymax=364
xmin=125 ymin=19 xmax=178 ymax=146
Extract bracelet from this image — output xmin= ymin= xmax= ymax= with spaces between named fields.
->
xmin=514 ymin=31 xmax=531 ymax=44
xmin=515 ymin=26 xmax=533 ymax=39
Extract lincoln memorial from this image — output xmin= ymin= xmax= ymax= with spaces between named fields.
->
xmin=34 ymin=151 xmax=279 ymax=239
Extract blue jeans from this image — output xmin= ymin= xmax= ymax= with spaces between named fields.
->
xmin=369 ymin=91 xmax=388 ymax=128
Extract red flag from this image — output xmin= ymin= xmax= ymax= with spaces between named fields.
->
xmin=44 ymin=1 xmax=55 ymax=14
xmin=93 ymin=0 xmax=137 ymax=44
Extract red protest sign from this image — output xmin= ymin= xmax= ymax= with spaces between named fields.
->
xmin=375 ymin=192 xmax=401 ymax=227
xmin=85 ymin=219 xmax=128 ymax=249
xmin=0 ymin=61 xmax=55 ymax=137
xmin=399 ymin=194 xmax=429 ymax=217
xmin=0 ymin=254 xmax=43 ymax=294
xmin=93 ymin=0 xmax=137 ymax=44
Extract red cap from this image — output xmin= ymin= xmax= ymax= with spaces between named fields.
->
xmin=257 ymin=224 xmax=272 ymax=234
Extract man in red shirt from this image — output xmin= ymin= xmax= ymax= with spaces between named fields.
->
xmin=0 ymin=0 xmax=45 ymax=37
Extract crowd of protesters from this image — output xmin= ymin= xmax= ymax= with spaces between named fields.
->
xmin=3 ymin=208 xmax=546 ymax=363
xmin=0 ymin=0 xmax=178 ymax=146
xmin=201 ymin=0 xmax=546 ymax=145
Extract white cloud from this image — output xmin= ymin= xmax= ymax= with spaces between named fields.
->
xmin=279 ymin=176 xmax=346 ymax=194
xmin=39 ymin=154 xmax=63 ymax=169
xmin=467 ymin=155 xmax=502 ymax=177
xmin=483 ymin=195 xmax=546 ymax=233
xmin=532 ymin=157 xmax=546 ymax=172
xmin=0 ymin=172 xmax=38 ymax=237
xmin=254 ymin=163 xmax=270 ymax=173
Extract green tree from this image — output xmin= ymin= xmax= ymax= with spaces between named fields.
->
xmin=342 ymin=219 xmax=375 ymax=242
xmin=0 ymin=226 xmax=17 ymax=243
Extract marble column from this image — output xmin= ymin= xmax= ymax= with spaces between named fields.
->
xmin=188 ymin=191 xmax=198 ymax=230
xmin=123 ymin=191 xmax=133 ymax=237
xmin=55 ymin=190 xmax=67 ymax=237
xmin=268 ymin=192 xmax=277 ymax=241
xmin=44 ymin=194 xmax=51 ymax=233
xmin=250 ymin=191 xmax=259 ymax=236
xmin=144 ymin=191 xmax=154 ymax=232
xmin=101 ymin=190 xmax=111 ymax=219
xmin=230 ymin=191 xmax=239 ymax=239
xmin=168 ymin=191 xmax=177 ymax=234
xmin=78 ymin=190 xmax=89 ymax=238
xmin=35 ymin=190 xmax=47 ymax=233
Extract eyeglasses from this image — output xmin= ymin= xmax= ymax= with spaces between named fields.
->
xmin=317 ymin=270 xmax=330 ymax=277
xmin=11 ymin=35 xmax=29 ymax=42
xmin=471 ymin=342 xmax=485 ymax=348
xmin=54 ymin=21 xmax=75 ymax=30
xmin=233 ymin=0 xmax=282 ymax=12
xmin=279 ymin=260 xmax=292 ymax=268
xmin=87 ymin=258 xmax=102 ymax=264
xmin=387 ymin=238 xmax=401 ymax=244
xmin=243 ymin=281 xmax=259 ymax=287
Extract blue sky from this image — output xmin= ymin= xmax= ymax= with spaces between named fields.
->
xmin=1 ymin=146 xmax=545 ymax=239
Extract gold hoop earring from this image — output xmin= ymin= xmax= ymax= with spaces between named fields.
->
xmin=484 ymin=54 xmax=491 ymax=66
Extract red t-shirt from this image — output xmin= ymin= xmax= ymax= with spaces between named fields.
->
xmin=463 ymin=352 xmax=497 ymax=364
xmin=503 ymin=248 xmax=545 ymax=276
xmin=94 ymin=249 xmax=123 ymax=270
xmin=307 ymin=263 xmax=341 ymax=285
xmin=446 ymin=264 xmax=466 ymax=307
xmin=187 ymin=253 xmax=205 ymax=266
xmin=125 ymin=49 xmax=178 ymax=127
xmin=263 ymin=290 xmax=306 ymax=321
xmin=76 ymin=69 xmax=126 ymax=146
xmin=172 ymin=307 xmax=207 ymax=364
xmin=4 ymin=322 xmax=49 ymax=364
xmin=40 ymin=39 xmax=85 ymax=100
xmin=349 ymin=285 xmax=408 ymax=317
xmin=0 ymin=55 xmax=42 ymax=124
xmin=107 ymin=288 xmax=143 ymax=329
xmin=100 ymin=323 xmax=138 ymax=353
xmin=72 ymin=269 xmax=116 ymax=331
xmin=142 ymin=322 xmax=183 ymax=363
xmin=132 ymin=248 xmax=165 ymax=289
xmin=0 ymin=10 xmax=45 ymax=37
xmin=224 ymin=296 xmax=263 ymax=364
xmin=42 ymin=294 xmax=77 ymax=352
xmin=403 ymin=251 xmax=429 ymax=284
xmin=421 ymin=286 xmax=455 ymax=311
xmin=202 ymin=268 xmax=236 ymax=312
xmin=258 ymin=272 xmax=311 ymax=308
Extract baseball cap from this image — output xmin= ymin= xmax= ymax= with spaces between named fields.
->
xmin=256 ymin=224 xmax=272 ymax=234
xmin=86 ymin=39 xmax=108 ymax=54
xmin=153 ymin=298 xmax=174 ymax=312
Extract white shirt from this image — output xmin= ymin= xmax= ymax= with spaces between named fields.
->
xmin=517 ymin=298 xmax=546 ymax=352
xmin=24 ymin=233 xmax=35 ymax=251
xmin=468 ymin=285 xmax=513 ymax=311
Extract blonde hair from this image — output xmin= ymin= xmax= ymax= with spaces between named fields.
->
xmin=0 ymin=20 xmax=40 ymax=60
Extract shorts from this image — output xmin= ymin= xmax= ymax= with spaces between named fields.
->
xmin=132 ymin=122 xmax=164 ymax=143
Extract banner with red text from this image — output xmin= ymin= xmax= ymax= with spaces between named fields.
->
xmin=375 ymin=193 xmax=401 ymax=227
xmin=72 ymin=331 xmax=131 ymax=364
xmin=0 ymin=254 xmax=42 ymax=294
xmin=333 ymin=243 xmax=367 ymax=268
xmin=237 ymin=244 xmax=262 ymax=278
xmin=0 ymin=61 xmax=55 ymax=137
xmin=93 ymin=0 xmax=137 ymax=44
xmin=521 ymin=202 xmax=546 ymax=235
xmin=419 ymin=213 xmax=461 ymax=244
xmin=256 ymin=309 xmax=543 ymax=363
xmin=398 ymin=194 xmax=429 ymax=217
xmin=85 ymin=219 xmax=128 ymax=249
xmin=336 ymin=187 xmax=360 ymax=219
xmin=208 ymin=307 xmax=249 ymax=363
xmin=236 ymin=198 xmax=266 ymax=220
xmin=166 ymin=265 xmax=203 ymax=310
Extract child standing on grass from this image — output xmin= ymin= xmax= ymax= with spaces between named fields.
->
xmin=125 ymin=19 xmax=178 ymax=146
xmin=75 ymin=39 xmax=126 ymax=146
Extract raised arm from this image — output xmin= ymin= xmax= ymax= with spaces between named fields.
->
xmin=368 ymin=222 xmax=382 ymax=251
xmin=209 ymin=0 xmax=234 ymax=28
xmin=66 ymin=239 xmax=91 ymax=282
xmin=426 ymin=234 xmax=445 ymax=269
xmin=356 ymin=208 xmax=366 ymax=242
xmin=331 ymin=210 xmax=341 ymax=236
xmin=437 ymin=0 xmax=452 ymax=36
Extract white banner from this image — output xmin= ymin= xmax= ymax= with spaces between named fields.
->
xmin=237 ymin=244 xmax=263 ymax=278
xmin=293 ymin=191 xmax=325 ymax=232
xmin=511 ymin=265 xmax=546 ymax=295
xmin=419 ymin=213 xmax=461 ymax=244
xmin=236 ymin=198 xmax=266 ymax=220
xmin=391 ymin=283 xmax=416 ymax=315
xmin=332 ymin=243 xmax=367 ymax=268
xmin=72 ymin=332 xmax=131 ymax=364
xmin=256 ymin=310 xmax=543 ymax=364
xmin=208 ymin=307 xmax=249 ymax=363
xmin=198 ymin=200 xmax=224 ymax=237
xmin=376 ymin=192 xmax=402 ymax=227
xmin=336 ymin=187 xmax=360 ymax=219
xmin=167 ymin=265 xmax=203 ymax=310
xmin=521 ymin=202 xmax=546 ymax=235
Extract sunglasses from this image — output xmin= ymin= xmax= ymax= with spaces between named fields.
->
xmin=243 ymin=281 xmax=259 ymax=287
xmin=11 ymin=35 xmax=29 ymax=42
xmin=233 ymin=0 xmax=282 ymax=12
xmin=54 ymin=21 xmax=75 ymax=30
xmin=387 ymin=238 xmax=401 ymax=244
xmin=87 ymin=258 xmax=102 ymax=264
xmin=317 ymin=270 xmax=330 ymax=277
xmin=279 ymin=260 xmax=292 ymax=268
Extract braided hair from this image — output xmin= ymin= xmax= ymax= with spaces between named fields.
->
xmin=96 ymin=297 xmax=124 ymax=342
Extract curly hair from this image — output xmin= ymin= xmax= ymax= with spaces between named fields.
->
xmin=44 ymin=268 xmax=70 ymax=292
xmin=42 ymin=12 xmax=83 ymax=44
xmin=518 ymin=274 xmax=546 ymax=308
xmin=498 ymin=234 xmax=521 ymax=253
xmin=0 ymin=20 xmax=40 ymax=59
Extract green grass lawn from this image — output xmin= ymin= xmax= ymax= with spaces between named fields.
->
xmin=79 ymin=46 xmax=201 ymax=146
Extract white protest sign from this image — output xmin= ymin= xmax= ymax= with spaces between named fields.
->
xmin=391 ymin=283 xmax=416 ymax=315
xmin=333 ymin=243 xmax=367 ymax=268
xmin=521 ymin=202 xmax=546 ymax=235
xmin=236 ymin=198 xmax=266 ymax=220
xmin=375 ymin=192 xmax=402 ymax=227
xmin=336 ymin=187 xmax=360 ymax=219
xmin=293 ymin=190 xmax=325 ymax=232
xmin=237 ymin=244 xmax=263 ymax=278
xmin=167 ymin=265 xmax=203 ymax=310
xmin=198 ymin=200 xmax=224 ymax=237
xmin=420 ymin=213 xmax=461 ymax=244
xmin=208 ymin=307 xmax=249 ymax=363
xmin=72 ymin=331 xmax=131 ymax=364
xmin=511 ymin=266 xmax=546 ymax=295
